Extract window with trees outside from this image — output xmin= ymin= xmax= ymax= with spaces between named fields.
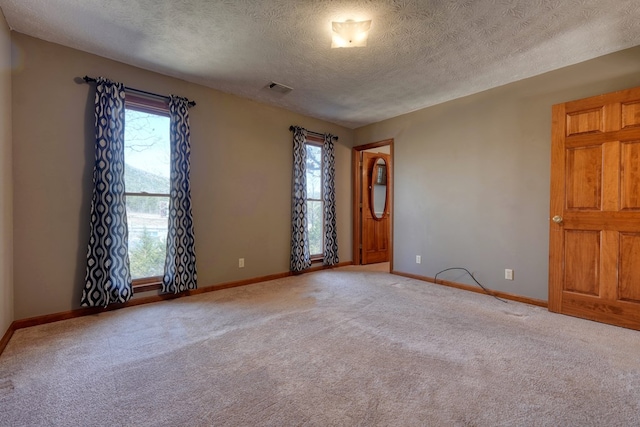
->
xmin=124 ymin=96 xmax=170 ymax=283
xmin=306 ymin=141 xmax=323 ymax=258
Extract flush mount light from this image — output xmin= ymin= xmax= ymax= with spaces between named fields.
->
xmin=331 ymin=19 xmax=372 ymax=48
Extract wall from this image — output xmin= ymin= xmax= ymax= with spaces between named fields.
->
xmin=0 ymin=11 xmax=13 ymax=332
xmin=355 ymin=46 xmax=640 ymax=301
xmin=11 ymin=33 xmax=354 ymax=319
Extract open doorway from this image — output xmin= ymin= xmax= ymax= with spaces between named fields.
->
xmin=352 ymin=139 xmax=393 ymax=272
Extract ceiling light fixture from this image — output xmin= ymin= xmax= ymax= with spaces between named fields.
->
xmin=331 ymin=19 xmax=372 ymax=48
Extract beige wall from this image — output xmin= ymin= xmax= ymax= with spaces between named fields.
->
xmin=11 ymin=30 xmax=640 ymax=318
xmin=0 ymin=12 xmax=13 ymax=332
xmin=11 ymin=33 xmax=354 ymax=319
xmin=355 ymin=46 xmax=640 ymax=301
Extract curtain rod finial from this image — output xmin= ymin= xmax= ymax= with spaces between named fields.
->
xmin=81 ymin=75 xmax=97 ymax=84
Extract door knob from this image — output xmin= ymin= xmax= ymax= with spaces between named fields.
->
xmin=552 ymin=215 xmax=563 ymax=224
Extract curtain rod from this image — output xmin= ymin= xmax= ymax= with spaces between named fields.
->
xmin=82 ymin=76 xmax=196 ymax=107
xmin=289 ymin=125 xmax=338 ymax=141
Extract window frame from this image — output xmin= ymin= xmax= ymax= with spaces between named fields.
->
xmin=124 ymin=94 xmax=171 ymax=291
xmin=305 ymin=135 xmax=324 ymax=261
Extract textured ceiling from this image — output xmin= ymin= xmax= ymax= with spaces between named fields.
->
xmin=2 ymin=0 xmax=640 ymax=128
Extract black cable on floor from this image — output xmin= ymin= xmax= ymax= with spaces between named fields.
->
xmin=434 ymin=267 xmax=508 ymax=303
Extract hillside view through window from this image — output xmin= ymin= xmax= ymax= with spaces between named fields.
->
xmin=124 ymin=107 xmax=170 ymax=280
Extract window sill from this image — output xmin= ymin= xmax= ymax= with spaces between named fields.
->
xmin=132 ymin=277 xmax=162 ymax=293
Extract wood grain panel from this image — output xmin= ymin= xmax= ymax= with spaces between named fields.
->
xmin=363 ymin=218 xmax=377 ymax=252
xmin=364 ymin=217 xmax=390 ymax=264
xmin=565 ymin=127 xmax=640 ymax=148
xmin=604 ymin=102 xmax=622 ymax=132
xmin=599 ymin=231 xmax=619 ymax=301
xmin=565 ymin=146 xmax=602 ymax=210
xmin=561 ymin=293 xmax=640 ymax=331
xmin=376 ymin=218 xmax=389 ymax=251
xmin=548 ymin=104 xmax=566 ymax=312
xmin=621 ymin=141 xmax=640 ymax=210
xmin=619 ymin=233 xmax=640 ymax=303
xmin=564 ymin=230 xmax=600 ymax=296
xmin=561 ymin=211 xmax=640 ymax=232
xmin=566 ymin=108 xmax=603 ymax=136
xmin=622 ymin=101 xmax=640 ymax=129
xmin=602 ymin=141 xmax=620 ymax=211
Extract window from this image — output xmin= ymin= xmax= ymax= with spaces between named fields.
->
xmin=305 ymin=140 xmax=323 ymax=258
xmin=124 ymin=96 xmax=170 ymax=283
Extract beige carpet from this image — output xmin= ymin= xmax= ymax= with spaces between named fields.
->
xmin=1 ymin=266 xmax=639 ymax=426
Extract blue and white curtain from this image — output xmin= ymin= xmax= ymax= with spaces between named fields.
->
xmin=290 ymin=126 xmax=312 ymax=272
xmin=163 ymin=96 xmax=198 ymax=293
xmin=322 ymin=133 xmax=339 ymax=266
xmin=81 ymin=77 xmax=132 ymax=307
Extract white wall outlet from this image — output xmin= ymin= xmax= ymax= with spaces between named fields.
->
xmin=416 ymin=255 xmax=421 ymax=264
xmin=505 ymin=269 xmax=514 ymax=280
xmin=239 ymin=258 xmax=245 ymax=268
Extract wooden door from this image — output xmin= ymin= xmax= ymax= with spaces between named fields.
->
xmin=549 ymin=87 xmax=640 ymax=330
xmin=362 ymin=152 xmax=390 ymax=264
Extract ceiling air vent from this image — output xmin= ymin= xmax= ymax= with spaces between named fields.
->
xmin=268 ymin=81 xmax=293 ymax=95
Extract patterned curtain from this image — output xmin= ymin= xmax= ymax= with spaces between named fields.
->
xmin=81 ymin=77 xmax=132 ymax=307
xmin=322 ymin=134 xmax=339 ymax=265
xmin=163 ymin=96 xmax=198 ymax=293
xmin=291 ymin=126 xmax=312 ymax=272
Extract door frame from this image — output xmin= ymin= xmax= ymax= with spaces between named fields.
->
xmin=352 ymin=139 xmax=394 ymax=268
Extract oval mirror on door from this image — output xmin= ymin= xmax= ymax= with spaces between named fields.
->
xmin=371 ymin=157 xmax=387 ymax=219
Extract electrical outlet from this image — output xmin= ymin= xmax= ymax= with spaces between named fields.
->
xmin=239 ymin=258 xmax=245 ymax=268
xmin=416 ymin=255 xmax=421 ymax=264
xmin=505 ymin=269 xmax=513 ymax=280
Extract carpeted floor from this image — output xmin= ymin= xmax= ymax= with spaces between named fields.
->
xmin=1 ymin=265 xmax=639 ymax=426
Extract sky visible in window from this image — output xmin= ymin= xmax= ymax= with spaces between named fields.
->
xmin=306 ymin=144 xmax=322 ymax=199
xmin=124 ymin=109 xmax=170 ymax=179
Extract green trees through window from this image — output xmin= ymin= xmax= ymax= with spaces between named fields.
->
xmin=129 ymin=227 xmax=166 ymax=278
